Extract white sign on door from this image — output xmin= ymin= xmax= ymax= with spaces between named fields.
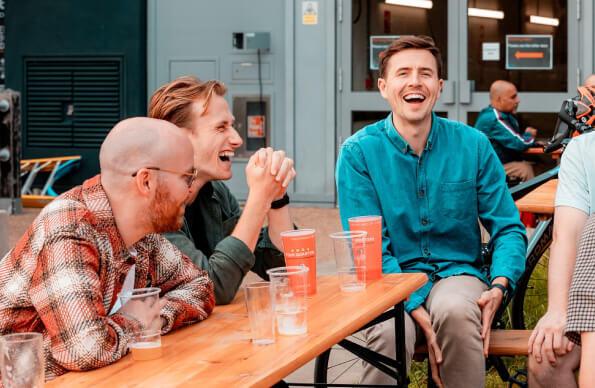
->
xmin=482 ymin=42 xmax=500 ymax=61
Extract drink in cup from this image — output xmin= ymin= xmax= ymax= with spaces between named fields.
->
xmin=267 ymin=266 xmax=309 ymax=335
xmin=280 ymin=229 xmax=317 ymax=295
xmin=129 ymin=330 xmax=162 ymax=361
xmin=119 ymin=287 xmax=163 ymax=361
xmin=348 ymin=215 xmax=383 ymax=281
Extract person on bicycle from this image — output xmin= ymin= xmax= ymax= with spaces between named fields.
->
xmin=528 ymin=87 xmax=595 ymax=387
xmin=336 ymin=35 xmax=527 ymax=387
xmin=474 ymin=80 xmax=538 ymax=182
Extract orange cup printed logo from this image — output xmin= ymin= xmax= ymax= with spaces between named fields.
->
xmin=281 ymin=229 xmax=317 ymax=295
xmin=348 ymin=216 xmax=382 ymax=281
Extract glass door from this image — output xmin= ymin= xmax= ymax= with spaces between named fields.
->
xmin=459 ymin=0 xmax=578 ymax=138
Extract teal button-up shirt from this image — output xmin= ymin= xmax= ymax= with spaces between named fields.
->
xmin=336 ymin=113 xmax=527 ymax=312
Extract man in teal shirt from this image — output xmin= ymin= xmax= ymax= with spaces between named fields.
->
xmin=475 ymin=80 xmax=537 ymax=181
xmin=336 ymin=36 xmax=526 ymax=387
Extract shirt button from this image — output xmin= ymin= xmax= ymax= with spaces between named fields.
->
xmin=421 ymin=218 xmax=428 ymax=226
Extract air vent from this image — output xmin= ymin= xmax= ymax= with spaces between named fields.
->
xmin=25 ymin=58 xmax=122 ymax=148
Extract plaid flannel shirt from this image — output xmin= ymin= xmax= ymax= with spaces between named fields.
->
xmin=0 ymin=175 xmax=215 ymax=380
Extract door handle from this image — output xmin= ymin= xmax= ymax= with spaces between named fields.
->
xmin=460 ymin=80 xmax=474 ymax=104
xmin=440 ymin=80 xmax=455 ymax=104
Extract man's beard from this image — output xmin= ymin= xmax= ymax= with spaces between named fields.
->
xmin=149 ymin=184 xmax=185 ymax=233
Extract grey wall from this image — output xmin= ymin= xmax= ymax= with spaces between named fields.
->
xmin=148 ymin=0 xmax=335 ymax=205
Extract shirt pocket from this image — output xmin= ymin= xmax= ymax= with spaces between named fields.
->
xmin=439 ymin=180 xmax=476 ymax=220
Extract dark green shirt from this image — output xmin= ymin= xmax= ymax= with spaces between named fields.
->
xmin=164 ymin=181 xmax=285 ymax=304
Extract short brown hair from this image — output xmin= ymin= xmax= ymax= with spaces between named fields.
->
xmin=148 ymin=76 xmax=227 ymax=128
xmin=378 ymin=35 xmax=443 ymax=79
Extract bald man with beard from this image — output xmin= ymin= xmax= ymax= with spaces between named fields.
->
xmin=0 ymin=117 xmax=215 ymax=381
xmin=475 ymin=80 xmax=537 ymax=182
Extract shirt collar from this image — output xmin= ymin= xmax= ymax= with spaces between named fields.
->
xmin=384 ymin=112 xmax=438 ymax=154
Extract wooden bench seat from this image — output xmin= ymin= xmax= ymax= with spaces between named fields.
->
xmin=414 ymin=330 xmax=531 ymax=357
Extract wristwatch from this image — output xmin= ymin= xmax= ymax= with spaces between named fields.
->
xmin=489 ymin=283 xmax=508 ymax=299
xmin=271 ymin=193 xmax=290 ymax=209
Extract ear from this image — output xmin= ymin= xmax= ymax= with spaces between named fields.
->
xmin=438 ymin=78 xmax=444 ymax=95
xmin=378 ymin=77 xmax=388 ymax=99
xmin=133 ymin=169 xmax=153 ymax=197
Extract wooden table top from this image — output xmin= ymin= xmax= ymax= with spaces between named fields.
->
xmin=48 ymin=273 xmax=427 ymax=388
xmin=515 ymin=179 xmax=558 ymax=215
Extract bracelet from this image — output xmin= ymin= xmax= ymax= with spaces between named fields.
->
xmin=271 ymin=193 xmax=290 ymax=209
xmin=489 ymin=283 xmax=508 ymax=298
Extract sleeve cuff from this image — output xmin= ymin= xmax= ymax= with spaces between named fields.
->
xmin=213 ymin=235 xmax=255 ymax=272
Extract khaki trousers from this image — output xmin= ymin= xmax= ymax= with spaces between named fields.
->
xmin=360 ymin=275 xmax=488 ymax=387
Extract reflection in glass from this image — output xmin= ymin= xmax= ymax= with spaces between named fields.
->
xmin=468 ymin=0 xmax=567 ymax=92
xmin=351 ymin=0 xmax=447 ymax=92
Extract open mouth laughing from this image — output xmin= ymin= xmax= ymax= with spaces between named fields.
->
xmin=218 ymin=151 xmax=234 ymax=162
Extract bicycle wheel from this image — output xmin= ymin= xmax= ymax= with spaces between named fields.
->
xmin=314 ymin=344 xmax=363 ymax=386
xmin=511 ymin=219 xmax=553 ymax=330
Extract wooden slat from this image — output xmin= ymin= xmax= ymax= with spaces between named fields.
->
xmin=515 ymin=179 xmax=557 ymax=215
xmin=415 ymin=330 xmax=532 ymax=357
xmin=21 ymin=195 xmax=54 ymax=208
xmin=47 ymin=273 xmax=427 ymax=388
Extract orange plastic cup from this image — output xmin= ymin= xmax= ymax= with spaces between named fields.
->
xmin=348 ymin=215 xmax=382 ymax=281
xmin=280 ymin=229 xmax=317 ymax=295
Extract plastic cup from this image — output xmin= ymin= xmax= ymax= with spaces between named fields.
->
xmin=244 ymin=282 xmax=275 ymax=345
xmin=348 ymin=215 xmax=383 ymax=282
xmin=0 ymin=332 xmax=44 ymax=387
xmin=129 ymin=329 xmax=162 ymax=361
xmin=266 ymin=266 xmax=309 ymax=336
xmin=330 ymin=231 xmax=367 ymax=292
xmin=119 ymin=287 xmax=162 ymax=360
xmin=280 ymin=229 xmax=317 ymax=295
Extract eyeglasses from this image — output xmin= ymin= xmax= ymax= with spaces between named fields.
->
xmin=131 ymin=166 xmax=198 ymax=188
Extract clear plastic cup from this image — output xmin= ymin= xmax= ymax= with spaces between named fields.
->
xmin=0 ymin=332 xmax=44 ymax=387
xmin=266 ymin=266 xmax=309 ymax=336
xmin=330 ymin=231 xmax=367 ymax=292
xmin=119 ymin=287 xmax=163 ymax=360
xmin=244 ymin=282 xmax=275 ymax=345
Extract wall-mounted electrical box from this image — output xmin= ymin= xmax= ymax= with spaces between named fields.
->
xmin=232 ymin=95 xmax=270 ymax=157
xmin=232 ymin=32 xmax=271 ymax=52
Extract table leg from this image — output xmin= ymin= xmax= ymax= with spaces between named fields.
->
xmin=393 ymin=303 xmax=407 ymax=387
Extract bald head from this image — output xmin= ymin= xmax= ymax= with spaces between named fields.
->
xmin=489 ymin=80 xmax=519 ymax=113
xmin=584 ymin=74 xmax=595 ymax=88
xmin=99 ymin=117 xmax=194 ymax=182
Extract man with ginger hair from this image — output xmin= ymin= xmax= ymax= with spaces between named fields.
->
xmin=0 ymin=117 xmax=214 ymax=381
xmin=149 ymin=77 xmax=296 ymax=304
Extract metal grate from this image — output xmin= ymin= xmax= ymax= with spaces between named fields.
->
xmin=25 ymin=58 xmax=122 ymax=148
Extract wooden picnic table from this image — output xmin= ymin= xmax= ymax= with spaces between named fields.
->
xmin=47 ymin=273 xmax=427 ymax=388
xmin=515 ymin=179 xmax=557 ymax=216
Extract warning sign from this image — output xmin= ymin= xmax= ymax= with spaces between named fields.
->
xmin=302 ymin=1 xmax=318 ymax=25
xmin=247 ymin=115 xmax=266 ymax=139
xmin=506 ymin=35 xmax=553 ymax=70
